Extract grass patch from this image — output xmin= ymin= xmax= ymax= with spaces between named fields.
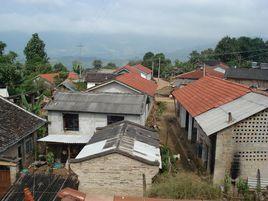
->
xmin=147 ymin=172 xmax=222 ymax=200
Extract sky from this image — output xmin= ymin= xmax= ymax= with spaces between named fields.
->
xmin=0 ymin=0 xmax=268 ymax=63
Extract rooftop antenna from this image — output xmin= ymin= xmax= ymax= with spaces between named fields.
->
xmin=77 ymin=44 xmax=84 ymax=79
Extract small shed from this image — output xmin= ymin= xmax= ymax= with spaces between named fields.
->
xmin=69 ymin=121 xmax=161 ymax=196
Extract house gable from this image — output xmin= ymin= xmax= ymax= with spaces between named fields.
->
xmin=86 ymin=80 xmax=141 ymax=94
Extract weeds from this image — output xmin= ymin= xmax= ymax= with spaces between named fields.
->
xmin=147 ymin=172 xmax=222 ymax=200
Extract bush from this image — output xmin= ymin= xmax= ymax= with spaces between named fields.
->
xmin=147 ymin=172 xmax=221 ymax=200
xmin=156 ymin=101 xmax=166 ymax=117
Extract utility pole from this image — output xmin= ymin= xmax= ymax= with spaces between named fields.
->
xmin=77 ymin=44 xmax=84 ymax=79
xmin=158 ymin=57 xmax=161 ymax=81
xmin=152 ymin=60 xmax=154 ymax=78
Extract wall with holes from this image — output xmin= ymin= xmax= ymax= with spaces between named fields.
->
xmin=213 ymin=109 xmax=268 ymax=183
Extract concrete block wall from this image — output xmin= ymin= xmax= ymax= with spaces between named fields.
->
xmin=70 ymin=153 xmax=159 ymax=196
xmin=213 ymin=109 xmax=268 ymax=183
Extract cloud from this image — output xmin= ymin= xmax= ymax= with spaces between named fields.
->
xmin=0 ymin=0 xmax=268 ymax=59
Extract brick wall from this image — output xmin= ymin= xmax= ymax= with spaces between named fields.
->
xmin=70 ymin=153 xmax=159 ymax=196
xmin=213 ymin=109 xmax=268 ymax=183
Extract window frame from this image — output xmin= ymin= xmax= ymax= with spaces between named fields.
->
xmin=63 ymin=113 xmax=79 ymax=131
xmin=107 ymin=115 xmax=124 ymax=125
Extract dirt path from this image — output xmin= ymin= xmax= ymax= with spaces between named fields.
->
xmin=155 ymin=96 xmax=197 ymax=171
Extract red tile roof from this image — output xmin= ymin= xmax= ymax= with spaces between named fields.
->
xmin=39 ymin=72 xmax=78 ymax=84
xmin=176 ymin=67 xmax=224 ymax=80
xmin=134 ymin=64 xmax=152 ymax=74
xmin=116 ymin=73 xmax=157 ymax=97
xmin=115 ymin=65 xmax=140 ymax=75
xmin=172 ymin=76 xmax=251 ymax=117
xmin=39 ymin=73 xmax=59 ymax=84
xmin=67 ymin=72 xmax=79 ymax=80
xmin=115 ymin=64 xmax=152 ymax=75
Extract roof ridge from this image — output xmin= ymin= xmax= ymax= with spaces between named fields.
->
xmin=0 ymin=96 xmax=46 ymax=122
xmin=206 ymin=75 xmax=251 ymax=90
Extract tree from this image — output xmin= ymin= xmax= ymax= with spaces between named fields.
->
xmin=188 ymin=50 xmax=201 ymax=64
xmin=53 ymin=62 xmax=68 ymax=72
xmin=24 ymin=33 xmax=50 ymax=74
xmin=0 ymin=41 xmax=6 ymax=55
xmin=200 ymin=48 xmax=216 ymax=61
xmin=72 ymin=60 xmax=83 ymax=75
xmin=142 ymin=52 xmax=154 ymax=69
xmin=105 ymin=62 xmax=117 ymax=69
xmin=92 ymin=60 xmax=102 ymax=69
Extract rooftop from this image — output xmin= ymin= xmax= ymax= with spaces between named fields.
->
xmin=2 ymin=174 xmax=78 ymax=201
xmin=195 ymin=92 xmax=268 ymax=135
xmin=176 ymin=67 xmax=225 ymax=80
xmin=84 ymin=72 xmax=115 ymax=83
xmin=114 ymin=65 xmax=140 ymax=75
xmin=172 ymin=76 xmax=251 ymax=117
xmin=70 ymin=121 xmax=161 ymax=166
xmin=225 ymin=68 xmax=268 ymax=81
xmin=45 ymin=92 xmax=146 ymax=115
xmin=39 ymin=72 xmax=79 ymax=84
xmin=134 ymin=64 xmax=152 ymax=74
xmin=58 ymin=79 xmax=78 ymax=92
xmin=0 ymin=96 xmax=46 ymax=153
xmin=116 ymin=73 xmax=157 ymax=97
xmin=38 ymin=135 xmax=91 ymax=144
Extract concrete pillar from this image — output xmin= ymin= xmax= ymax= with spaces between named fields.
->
xmin=188 ymin=115 xmax=193 ymax=141
xmin=180 ymin=105 xmax=186 ymax=128
xmin=10 ymin=165 xmax=18 ymax=184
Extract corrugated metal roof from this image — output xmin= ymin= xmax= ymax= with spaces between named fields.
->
xmin=71 ymin=121 xmax=161 ymax=167
xmin=195 ymin=92 xmax=268 ymax=136
xmin=225 ymin=68 xmax=268 ymax=81
xmin=38 ymin=135 xmax=91 ymax=144
xmin=45 ymin=92 xmax=146 ymax=115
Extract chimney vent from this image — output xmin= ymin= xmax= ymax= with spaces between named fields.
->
xmin=228 ymin=112 xmax=232 ymax=123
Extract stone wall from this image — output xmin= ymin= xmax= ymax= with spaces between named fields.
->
xmin=213 ymin=109 xmax=268 ymax=183
xmin=70 ymin=153 xmax=159 ymax=196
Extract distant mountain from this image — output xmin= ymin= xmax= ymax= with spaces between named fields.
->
xmin=50 ymin=56 xmax=130 ymax=69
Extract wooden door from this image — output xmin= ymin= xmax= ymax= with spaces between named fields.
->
xmin=0 ymin=169 xmax=11 ymax=198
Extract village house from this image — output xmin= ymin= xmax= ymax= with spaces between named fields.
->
xmin=69 ymin=120 xmax=161 ymax=196
xmin=0 ymin=81 xmax=9 ymax=97
xmin=38 ymin=92 xmax=149 ymax=162
xmin=172 ymin=76 xmax=268 ymax=183
xmin=225 ymin=67 xmax=268 ymax=89
xmin=35 ymin=72 xmax=79 ymax=89
xmin=86 ymin=72 xmax=157 ymax=112
xmin=84 ymin=72 xmax=115 ymax=89
xmin=114 ymin=64 xmax=153 ymax=80
xmin=57 ymin=79 xmax=79 ymax=92
xmin=0 ymin=96 xmax=46 ymax=197
xmin=172 ymin=64 xmax=228 ymax=88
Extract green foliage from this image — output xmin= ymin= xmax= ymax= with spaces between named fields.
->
xmin=142 ymin=52 xmax=154 ymax=69
xmin=160 ymin=145 xmax=177 ymax=173
xmin=147 ymin=172 xmax=222 ymax=199
xmin=223 ymin=172 xmax=232 ymax=195
xmin=53 ymin=62 xmax=68 ymax=72
xmin=236 ymin=177 xmax=249 ymax=196
xmin=24 ymin=33 xmax=50 ymax=74
xmin=75 ymin=82 xmax=87 ymax=91
xmin=72 ymin=60 xmax=83 ymax=74
xmin=92 ymin=59 xmax=102 ymax=69
xmin=156 ymin=101 xmax=167 ymax=117
xmin=46 ymin=151 xmax=55 ymax=166
xmin=105 ymin=62 xmax=117 ymax=69
xmin=0 ymin=41 xmax=6 ymax=55
xmin=54 ymin=71 xmax=68 ymax=86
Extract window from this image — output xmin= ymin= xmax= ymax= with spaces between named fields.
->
xmin=25 ymin=138 xmax=33 ymax=154
xmin=107 ymin=115 xmax=124 ymax=125
xmin=63 ymin=113 xmax=79 ymax=131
